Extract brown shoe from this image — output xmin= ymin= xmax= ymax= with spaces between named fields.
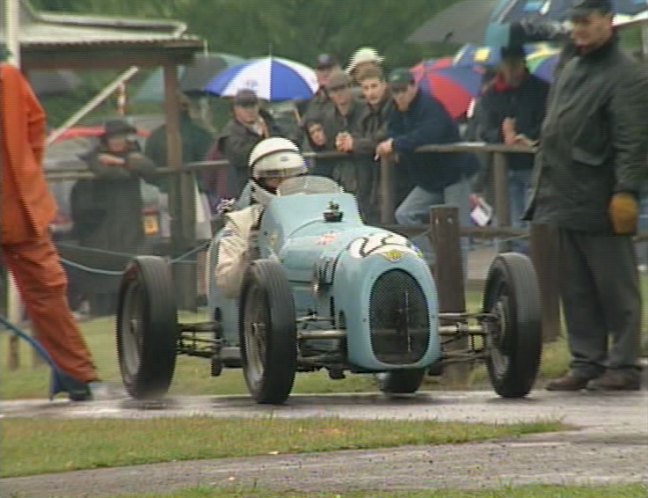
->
xmin=586 ymin=370 xmax=640 ymax=391
xmin=546 ymin=374 xmax=592 ymax=391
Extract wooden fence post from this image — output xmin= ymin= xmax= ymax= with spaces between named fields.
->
xmin=164 ymin=64 xmax=197 ymax=311
xmin=492 ymin=151 xmax=511 ymax=252
xmin=429 ymin=206 xmax=469 ymax=385
xmin=379 ymin=157 xmax=395 ymax=225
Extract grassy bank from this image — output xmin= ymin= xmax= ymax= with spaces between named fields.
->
xmin=2 ymin=417 xmax=563 ymax=478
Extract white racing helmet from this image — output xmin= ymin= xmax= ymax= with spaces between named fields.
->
xmin=248 ymin=137 xmax=308 ymax=205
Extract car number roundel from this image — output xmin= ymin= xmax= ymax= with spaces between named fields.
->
xmin=347 ymin=233 xmax=421 ymax=262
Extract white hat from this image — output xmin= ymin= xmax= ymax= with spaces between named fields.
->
xmin=346 ymin=46 xmax=385 ymax=74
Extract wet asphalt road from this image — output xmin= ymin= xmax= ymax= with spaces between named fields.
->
xmin=1 ymin=389 xmax=647 ymax=497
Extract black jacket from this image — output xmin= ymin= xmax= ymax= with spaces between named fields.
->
xmin=352 ymin=93 xmax=394 ymax=156
xmin=217 ymin=109 xmax=282 ymax=194
xmin=479 ymin=73 xmax=549 ymax=170
xmin=75 ymin=141 xmax=156 ymax=252
xmin=526 ymin=37 xmax=648 ymax=233
xmin=389 ymin=91 xmax=478 ymax=193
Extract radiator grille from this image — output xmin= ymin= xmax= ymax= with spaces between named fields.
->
xmin=369 ymin=270 xmax=430 ymax=364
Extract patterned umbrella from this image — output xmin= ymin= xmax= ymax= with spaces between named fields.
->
xmin=453 ymin=43 xmax=560 ymax=82
xmin=411 ymin=57 xmax=484 ymax=119
xmin=493 ymin=0 xmax=648 ymax=24
xmin=204 ymin=56 xmax=318 ymax=102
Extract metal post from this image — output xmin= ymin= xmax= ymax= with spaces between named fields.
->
xmin=492 ymin=151 xmax=511 ymax=252
xmin=429 ymin=206 xmax=469 ymax=385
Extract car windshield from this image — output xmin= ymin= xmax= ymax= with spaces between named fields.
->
xmin=276 ymin=175 xmax=342 ymax=197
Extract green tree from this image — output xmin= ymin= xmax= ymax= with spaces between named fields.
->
xmin=31 ymin=0 xmax=461 ymax=67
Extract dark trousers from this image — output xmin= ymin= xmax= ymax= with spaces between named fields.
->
xmin=558 ymin=229 xmax=642 ymax=377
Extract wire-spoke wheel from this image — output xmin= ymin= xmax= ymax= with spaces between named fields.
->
xmin=483 ymin=253 xmax=542 ymax=398
xmin=239 ymin=259 xmax=297 ymax=404
xmin=117 ymin=256 xmax=178 ymax=399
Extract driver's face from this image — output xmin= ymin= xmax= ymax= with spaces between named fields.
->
xmin=262 ymin=177 xmax=283 ymax=191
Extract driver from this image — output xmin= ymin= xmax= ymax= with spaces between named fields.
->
xmin=215 ymin=137 xmax=308 ymax=297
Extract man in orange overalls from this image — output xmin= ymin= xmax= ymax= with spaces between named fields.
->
xmin=1 ymin=62 xmax=99 ymax=400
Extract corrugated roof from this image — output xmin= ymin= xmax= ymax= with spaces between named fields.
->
xmin=0 ymin=0 xmax=201 ymax=47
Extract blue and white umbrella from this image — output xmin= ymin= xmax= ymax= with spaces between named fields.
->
xmin=204 ymin=56 xmax=318 ymax=102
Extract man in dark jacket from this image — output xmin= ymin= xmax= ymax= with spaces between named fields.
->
xmin=526 ymin=0 xmax=648 ymax=391
xmin=79 ymin=119 xmax=157 ymax=316
xmin=217 ymin=89 xmax=282 ymax=196
xmin=333 ymin=66 xmax=391 ymax=222
xmin=376 ymin=68 xmax=478 ymax=269
xmin=478 ymin=45 xmax=549 ymax=252
xmin=144 ymin=92 xmax=213 ymax=195
xmin=320 ymin=70 xmax=365 ymax=193
xmin=377 ymin=68 xmax=478 ymax=224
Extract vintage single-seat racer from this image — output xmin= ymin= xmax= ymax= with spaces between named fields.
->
xmin=116 ymin=162 xmax=542 ymax=405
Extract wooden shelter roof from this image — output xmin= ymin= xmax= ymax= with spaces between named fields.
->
xmin=1 ymin=0 xmax=204 ymax=70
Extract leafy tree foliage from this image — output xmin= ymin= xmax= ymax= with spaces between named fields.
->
xmin=31 ymin=0 xmax=461 ymax=67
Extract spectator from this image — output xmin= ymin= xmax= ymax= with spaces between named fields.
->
xmin=526 ymin=0 xmax=648 ymax=391
xmin=76 ymin=119 xmax=157 ymax=316
xmin=320 ymin=70 xmax=365 ymax=194
xmin=217 ymin=89 xmax=283 ymax=197
xmin=305 ymin=119 xmax=328 ymax=152
xmin=336 ymin=65 xmax=403 ymax=223
xmin=376 ymin=68 xmax=479 ymax=269
xmin=478 ymin=44 xmax=549 ymax=252
xmin=300 ymin=53 xmax=340 ymax=130
xmin=346 ymin=46 xmax=385 ymax=84
xmin=144 ymin=92 xmax=213 ymax=195
xmin=0 ymin=62 xmax=99 ymax=400
xmin=215 ymin=138 xmax=308 ymax=298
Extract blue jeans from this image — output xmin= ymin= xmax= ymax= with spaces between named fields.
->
xmin=395 ymin=177 xmax=471 ymax=277
xmin=507 ymin=168 xmax=532 ymax=254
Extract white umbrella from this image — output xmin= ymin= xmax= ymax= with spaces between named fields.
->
xmin=204 ymin=56 xmax=318 ymax=102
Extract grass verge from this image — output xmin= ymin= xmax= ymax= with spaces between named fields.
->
xmin=2 ymin=417 xmax=563 ymax=478
xmin=107 ymin=484 xmax=648 ymax=498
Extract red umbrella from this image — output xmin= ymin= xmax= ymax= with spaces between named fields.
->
xmin=410 ymin=58 xmax=483 ymax=120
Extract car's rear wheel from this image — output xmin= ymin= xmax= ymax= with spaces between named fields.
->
xmin=117 ymin=256 xmax=178 ymax=399
xmin=483 ymin=253 xmax=542 ymax=398
xmin=239 ymin=259 xmax=297 ymax=404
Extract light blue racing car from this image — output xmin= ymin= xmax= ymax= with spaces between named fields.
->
xmin=116 ymin=176 xmax=542 ymax=404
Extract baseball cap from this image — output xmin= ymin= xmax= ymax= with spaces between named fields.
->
xmin=568 ymin=0 xmax=613 ymax=18
xmin=102 ymin=119 xmax=137 ymax=138
xmin=326 ymin=70 xmax=352 ymax=90
xmin=233 ymin=89 xmax=259 ymax=107
xmin=315 ymin=53 xmax=338 ymax=70
xmin=387 ymin=68 xmax=414 ymax=89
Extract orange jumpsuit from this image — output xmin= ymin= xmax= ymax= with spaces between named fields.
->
xmin=1 ymin=63 xmax=97 ymax=383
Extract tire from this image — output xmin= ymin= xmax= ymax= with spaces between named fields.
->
xmin=376 ymin=369 xmax=425 ymax=395
xmin=239 ymin=259 xmax=297 ymax=404
xmin=482 ymin=253 xmax=542 ymax=398
xmin=117 ymin=256 xmax=178 ymax=399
